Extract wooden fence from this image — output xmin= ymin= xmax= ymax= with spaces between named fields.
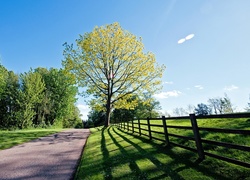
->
xmin=114 ymin=113 xmax=250 ymax=168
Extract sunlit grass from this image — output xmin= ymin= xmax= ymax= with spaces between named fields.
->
xmin=132 ymin=118 xmax=250 ymax=163
xmin=0 ymin=128 xmax=63 ymax=150
xmin=75 ymin=125 xmax=250 ymax=180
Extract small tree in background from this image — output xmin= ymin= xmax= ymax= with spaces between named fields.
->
xmin=186 ymin=104 xmax=195 ymax=114
xmin=173 ymin=107 xmax=187 ymax=116
xmin=195 ymin=103 xmax=212 ymax=116
xmin=86 ymin=110 xmax=105 ymax=128
xmin=134 ymin=93 xmax=161 ymax=118
xmin=208 ymin=94 xmax=234 ymax=114
xmin=208 ymin=98 xmax=221 ymax=114
xmin=221 ymin=94 xmax=234 ymax=113
xmin=245 ymin=95 xmax=250 ymax=112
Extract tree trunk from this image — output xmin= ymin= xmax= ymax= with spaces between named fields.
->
xmin=104 ymin=108 xmax=111 ymax=127
xmin=105 ymin=75 xmax=112 ymax=127
xmin=104 ymin=99 xmax=111 ymax=127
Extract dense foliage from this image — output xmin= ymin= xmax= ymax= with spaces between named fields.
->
xmin=195 ymin=103 xmax=212 ymax=116
xmin=0 ymin=64 xmax=82 ymax=130
xmin=85 ymin=93 xmax=161 ymax=128
xmin=63 ymin=22 xmax=165 ymax=126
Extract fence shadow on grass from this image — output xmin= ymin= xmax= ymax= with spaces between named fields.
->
xmin=111 ymin=127 xmax=184 ymax=180
xmin=107 ymin=127 xmax=146 ymax=179
xmin=116 ymin=127 xmax=233 ymax=180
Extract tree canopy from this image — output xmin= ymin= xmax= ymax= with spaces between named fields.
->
xmin=208 ymin=94 xmax=234 ymax=114
xmin=0 ymin=65 xmax=82 ymax=130
xmin=195 ymin=103 xmax=212 ymax=116
xmin=63 ymin=22 xmax=165 ymax=126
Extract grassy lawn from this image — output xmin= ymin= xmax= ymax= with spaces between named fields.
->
xmin=0 ymin=128 xmax=63 ymax=150
xmin=135 ymin=118 xmax=250 ymax=163
xmin=75 ymin=125 xmax=250 ymax=180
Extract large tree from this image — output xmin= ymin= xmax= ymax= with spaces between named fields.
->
xmin=34 ymin=67 xmax=78 ymax=127
xmin=63 ymin=23 xmax=165 ymax=126
xmin=0 ymin=69 xmax=20 ymax=129
xmin=18 ymin=71 xmax=45 ymax=128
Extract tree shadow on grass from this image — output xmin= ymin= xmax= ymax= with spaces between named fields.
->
xmin=111 ymin=127 xmax=185 ymax=179
xmin=116 ymin=127 xmax=234 ymax=180
xmin=108 ymin=127 xmax=147 ymax=179
xmin=0 ymin=130 xmax=60 ymax=150
xmin=101 ymin=128 xmax=113 ymax=179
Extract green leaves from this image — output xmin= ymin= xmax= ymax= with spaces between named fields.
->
xmin=34 ymin=68 xmax=79 ymax=128
xmin=0 ymin=69 xmax=20 ymax=129
xmin=18 ymin=71 xmax=46 ymax=128
xmin=0 ymin=65 xmax=80 ymax=130
xmin=63 ymin=22 xmax=165 ymax=126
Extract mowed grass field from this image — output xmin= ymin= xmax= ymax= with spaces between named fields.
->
xmin=133 ymin=117 xmax=250 ymax=163
xmin=75 ymin=118 xmax=250 ymax=180
xmin=0 ymin=128 xmax=63 ymax=150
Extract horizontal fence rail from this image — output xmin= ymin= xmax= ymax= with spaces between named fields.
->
xmin=115 ymin=113 xmax=250 ymax=168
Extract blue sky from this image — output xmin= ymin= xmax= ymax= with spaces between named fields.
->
xmin=1 ymin=0 xmax=250 ymax=119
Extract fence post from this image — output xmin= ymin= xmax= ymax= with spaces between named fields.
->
xmin=162 ymin=116 xmax=170 ymax=145
xmin=147 ymin=117 xmax=152 ymax=140
xmin=132 ymin=119 xmax=134 ymax=133
xmin=190 ymin=114 xmax=205 ymax=160
xmin=138 ymin=119 xmax=141 ymax=136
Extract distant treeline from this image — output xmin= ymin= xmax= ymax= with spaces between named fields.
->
xmin=0 ymin=64 xmax=82 ymax=130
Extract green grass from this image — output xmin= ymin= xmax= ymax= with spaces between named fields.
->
xmin=0 ymin=128 xmax=63 ymax=150
xmin=135 ymin=118 xmax=250 ymax=163
xmin=75 ymin=124 xmax=250 ymax=180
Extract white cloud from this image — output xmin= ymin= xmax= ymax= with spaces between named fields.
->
xmin=163 ymin=81 xmax=173 ymax=85
xmin=77 ymin=104 xmax=90 ymax=120
xmin=154 ymin=90 xmax=182 ymax=99
xmin=224 ymin=85 xmax=239 ymax=91
xmin=177 ymin=33 xmax=195 ymax=44
xmin=185 ymin=34 xmax=195 ymax=40
xmin=194 ymin=85 xmax=204 ymax=90
xmin=177 ymin=38 xmax=186 ymax=44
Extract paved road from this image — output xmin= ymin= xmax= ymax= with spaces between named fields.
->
xmin=0 ymin=129 xmax=90 ymax=180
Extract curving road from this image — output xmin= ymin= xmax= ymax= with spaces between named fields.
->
xmin=0 ymin=129 xmax=90 ymax=180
